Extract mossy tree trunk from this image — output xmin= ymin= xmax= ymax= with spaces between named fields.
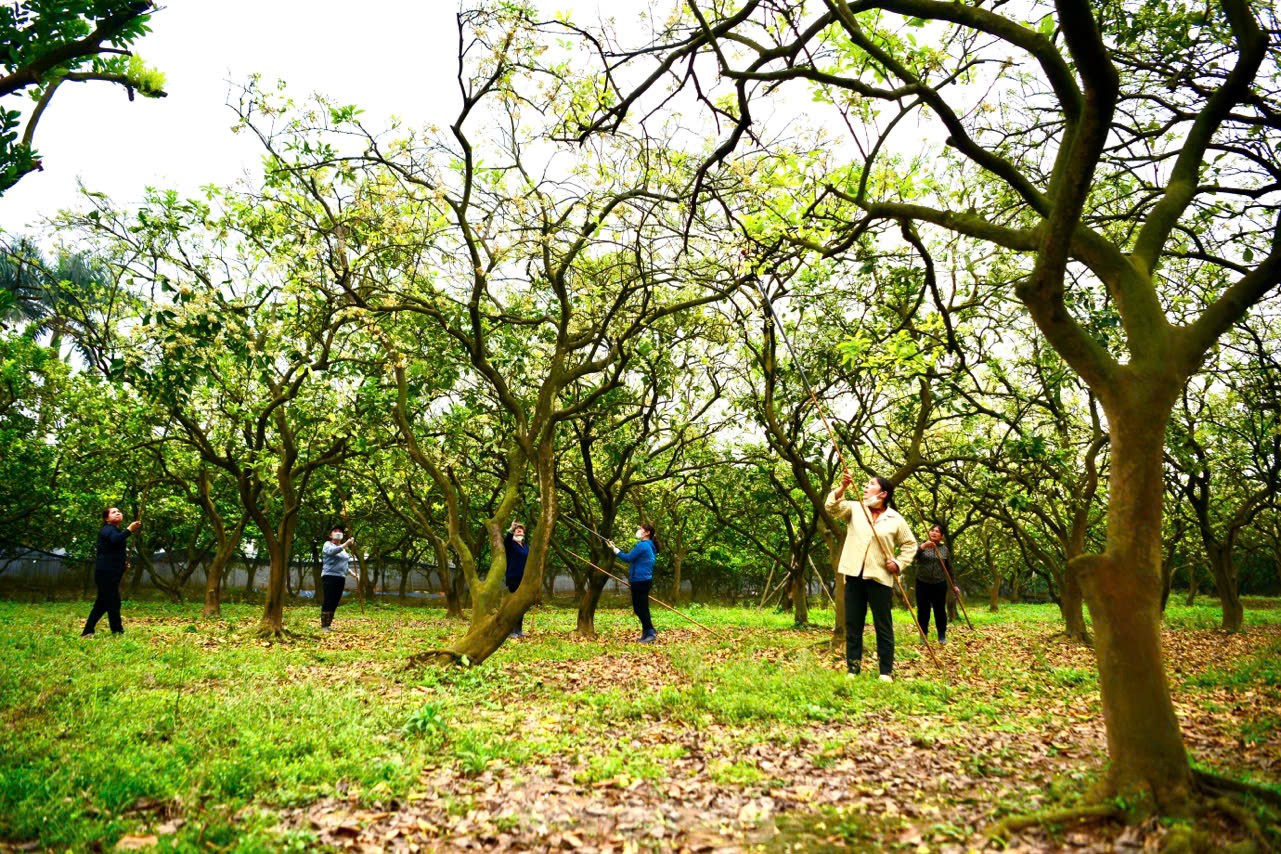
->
xmin=1077 ymin=393 xmax=1192 ymax=809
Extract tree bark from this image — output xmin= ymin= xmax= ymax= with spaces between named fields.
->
xmin=1060 ymin=561 xmax=1089 ymax=642
xmin=829 ymin=532 xmax=845 ymax=648
xmin=425 ymin=442 xmax=555 ymax=665
xmin=575 ymin=549 xmax=614 ymax=638
xmin=201 ymin=528 xmax=243 ymax=618
xmin=1206 ymin=549 xmax=1243 ymax=632
xmin=1078 ymin=403 xmax=1192 ymax=811
xmin=257 ymin=541 xmax=289 ymax=636
xmin=427 ymin=533 xmax=462 ymax=618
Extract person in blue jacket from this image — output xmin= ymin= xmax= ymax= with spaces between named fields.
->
xmin=505 ymin=521 xmax=530 ymax=639
xmin=610 ymin=522 xmax=659 ymax=643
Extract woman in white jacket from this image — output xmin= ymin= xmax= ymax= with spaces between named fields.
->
xmin=825 ymin=472 xmax=918 ymax=681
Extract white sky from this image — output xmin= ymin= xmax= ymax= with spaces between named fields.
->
xmin=0 ymin=2 xmax=635 ymax=236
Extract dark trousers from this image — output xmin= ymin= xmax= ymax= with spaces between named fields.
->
xmin=321 ymin=575 xmax=345 ymax=612
xmin=83 ymin=570 xmax=124 ymax=634
xmin=631 ymin=580 xmax=655 ymax=635
xmin=916 ymin=579 xmax=948 ymax=639
xmin=845 ymin=576 xmax=894 ymax=675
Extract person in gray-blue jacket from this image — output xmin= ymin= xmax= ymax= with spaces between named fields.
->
xmin=610 ymin=522 xmax=659 ymax=643
xmin=320 ymin=526 xmax=359 ymax=632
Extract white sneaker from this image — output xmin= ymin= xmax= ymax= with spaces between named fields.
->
xmin=878 ymin=674 xmax=893 ymax=683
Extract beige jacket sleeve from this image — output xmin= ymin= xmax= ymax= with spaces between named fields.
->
xmin=824 ymin=489 xmax=853 ymax=522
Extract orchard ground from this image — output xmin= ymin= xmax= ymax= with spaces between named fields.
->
xmin=1 ymin=598 xmax=1278 ymax=852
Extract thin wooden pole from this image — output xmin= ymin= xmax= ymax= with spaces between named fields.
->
xmin=567 ymin=550 xmax=728 ymax=640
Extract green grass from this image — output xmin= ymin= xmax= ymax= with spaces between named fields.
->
xmin=0 ymin=597 xmax=1277 ymax=850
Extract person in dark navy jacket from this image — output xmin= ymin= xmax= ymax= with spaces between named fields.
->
xmin=505 ymin=521 xmax=530 ymax=638
xmin=81 ymin=507 xmax=141 ymax=636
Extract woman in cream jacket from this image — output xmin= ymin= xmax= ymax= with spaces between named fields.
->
xmin=825 ymin=472 xmax=918 ymax=681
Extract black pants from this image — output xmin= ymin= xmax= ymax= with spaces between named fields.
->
xmin=631 ymin=580 xmax=655 ymax=635
xmin=83 ymin=569 xmax=124 ymax=634
xmin=845 ymin=577 xmax=894 ymax=675
xmin=916 ymin=579 xmax=948 ymax=639
xmin=321 ymin=575 xmax=345 ymax=612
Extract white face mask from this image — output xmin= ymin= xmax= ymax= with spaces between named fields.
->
xmin=331 ymin=532 xmax=342 ymax=542
xmin=635 ymin=528 xmax=645 ymax=540
xmin=513 ymin=534 xmax=525 ymax=544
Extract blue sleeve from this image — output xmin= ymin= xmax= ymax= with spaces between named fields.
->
xmin=617 ymin=542 xmax=656 ymax=564
xmin=106 ymin=527 xmax=131 ymax=546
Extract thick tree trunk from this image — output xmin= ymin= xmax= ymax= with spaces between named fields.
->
xmin=425 ymin=445 xmax=556 ymax=666
xmin=1078 ymin=404 xmax=1191 ymax=811
xmin=1060 ymin=562 xmax=1089 ymax=642
xmin=1184 ymin=563 xmax=1199 ymax=606
xmin=257 ymin=537 xmax=292 ymax=637
xmin=830 ymin=534 xmax=845 ymax=648
xmin=442 ymin=568 xmax=463 ymax=617
xmin=576 ymin=559 xmax=611 ymax=638
xmin=428 ymin=535 xmax=463 ymax=618
xmin=574 ymin=513 xmax=618 ymax=637
xmin=1159 ymin=561 xmax=1176 ymax=613
xmin=201 ymin=537 xmax=242 ymax=618
xmin=1206 ymin=550 xmax=1243 ymax=632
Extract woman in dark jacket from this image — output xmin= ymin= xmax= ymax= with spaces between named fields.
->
xmin=505 ymin=522 xmax=530 ymax=638
xmin=610 ymin=523 xmax=659 ymax=643
xmin=913 ymin=524 xmax=958 ymax=643
xmin=81 ymin=507 xmax=141 ymax=636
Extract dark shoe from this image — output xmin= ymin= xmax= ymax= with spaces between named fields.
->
xmin=938 ymin=634 xmax=946 ymax=644
xmin=508 ymin=631 xmax=526 ymax=639
xmin=846 ymin=663 xmax=861 ymax=677
xmin=80 ymin=631 xmax=95 ymax=638
xmin=639 ymin=630 xmax=657 ymax=644
xmin=320 ymin=611 xmax=334 ymax=632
